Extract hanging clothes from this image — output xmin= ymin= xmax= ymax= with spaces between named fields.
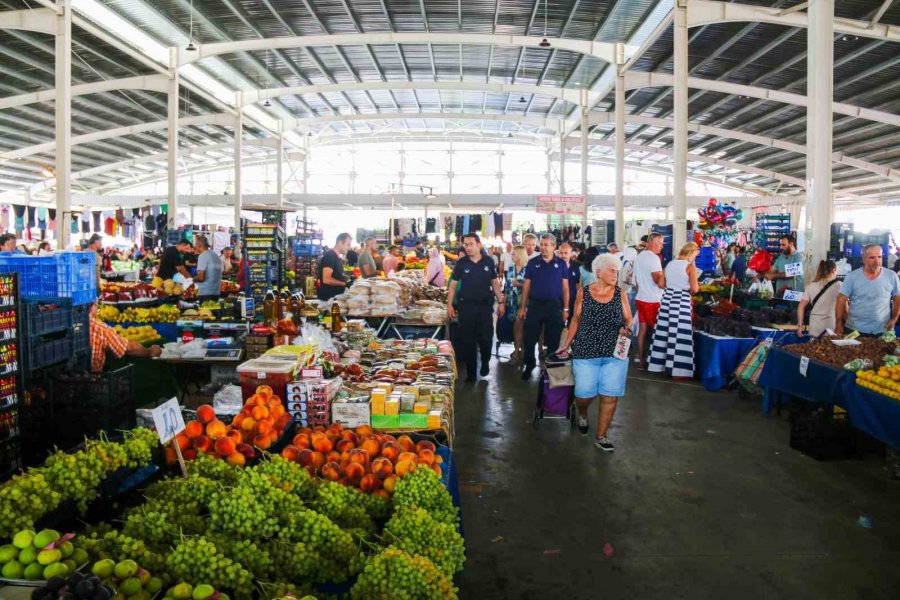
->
xmin=92 ymin=211 xmax=102 ymax=233
xmin=470 ymin=214 xmax=481 ymax=233
xmin=48 ymin=209 xmax=56 ymax=233
xmin=115 ymin=207 xmax=125 ymax=228
xmin=104 ymin=217 xmax=114 ymax=236
xmin=484 ymin=212 xmax=496 ymax=238
xmin=494 ymin=212 xmax=503 ymax=237
xmin=71 ymin=215 xmax=79 ymax=234
xmin=0 ymin=206 xmax=8 ymax=232
xmin=13 ymin=206 xmax=25 ymax=234
xmin=425 ymin=217 xmax=436 ymax=234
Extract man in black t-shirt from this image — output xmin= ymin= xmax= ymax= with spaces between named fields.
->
xmin=157 ymin=239 xmax=193 ymax=280
xmin=318 ymin=233 xmax=353 ymax=301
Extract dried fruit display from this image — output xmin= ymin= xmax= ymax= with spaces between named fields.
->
xmin=783 ymin=336 xmax=897 ymax=369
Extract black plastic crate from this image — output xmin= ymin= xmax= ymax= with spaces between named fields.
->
xmin=48 ymin=365 xmax=136 ymax=449
xmin=789 ymin=400 xmax=858 ymax=461
xmin=26 ymin=335 xmax=72 ymax=372
xmin=24 ymin=298 xmax=73 ymax=337
xmin=71 ymin=304 xmax=90 ymax=358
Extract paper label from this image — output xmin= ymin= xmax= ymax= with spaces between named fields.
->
xmin=152 ymin=397 xmax=185 ymax=444
xmin=701 ymin=278 xmax=714 ymax=285
xmin=257 ymin=372 xmax=266 ymax=379
xmin=799 ymin=356 xmax=809 ymax=377
xmin=783 ymin=290 xmax=803 ymax=302
xmin=764 ymin=337 xmax=774 ymax=348
xmin=785 ymin=262 xmax=803 ymax=277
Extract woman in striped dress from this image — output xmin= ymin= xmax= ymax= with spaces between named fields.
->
xmin=648 ymin=242 xmax=700 ymax=380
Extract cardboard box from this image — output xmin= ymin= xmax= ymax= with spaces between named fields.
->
xmin=427 ymin=409 xmax=442 ymax=430
xmin=370 ymin=391 xmax=385 ymax=416
xmin=385 ymin=399 xmax=400 ymax=416
xmin=399 ymin=413 xmax=427 ymax=429
xmin=331 ymin=400 xmax=371 ymax=429
xmin=371 ymin=414 xmax=400 ymax=429
xmin=413 ymin=401 xmax=429 ymax=414
xmin=298 ymin=366 xmax=324 ymax=380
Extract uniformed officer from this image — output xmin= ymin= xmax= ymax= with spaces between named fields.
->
xmin=518 ymin=233 xmax=570 ymax=379
xmin=447 ymin=233 xmax=506 ymax=382
xmin=557 ymin=242 xmax=581 ymax=323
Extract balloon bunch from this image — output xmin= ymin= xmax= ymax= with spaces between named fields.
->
xmin=697 ymin=198 xmax=744 ymax=230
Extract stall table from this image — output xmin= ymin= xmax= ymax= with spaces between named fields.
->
xmin=757 ymin=347 xmax=851 ymax=413
xmin=388 ymin=318 xmax=449 ymax=340
xmin=692 ymin=329 xmax=803 ymax=392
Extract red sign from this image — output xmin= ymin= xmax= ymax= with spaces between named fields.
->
xmin=536 ymin=195 xmax=586 ymax=215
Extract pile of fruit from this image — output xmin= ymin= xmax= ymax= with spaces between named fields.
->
xmin=784 ymin=336 xmax=897 ymax=369
xmin=150 ymin=277 xmax=184 ymax=296
xmin=112 ymin=325 xmax=161 ymax=344
xmin=280 ymin=424 xmax=442 ymax=497
xmin=166 ymin=387 xmax=291 ymax=467
xmin=30 ymin=559 xmax=164 ymax=600
xmin=0 ymin=529 xmax=88 ymax=582
xmin=856 ymin=364 xmax=900 ymax=400
xmin=100 ymin=282 xmax=159 ymax=304
xmin=99 ymin=304 xmax=180 ymax=324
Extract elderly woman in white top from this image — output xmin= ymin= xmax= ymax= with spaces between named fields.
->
xmin=648 ymin=242 xmax=700 ymax=380
xmin=424 ymin=246 xmax=446 ymax=287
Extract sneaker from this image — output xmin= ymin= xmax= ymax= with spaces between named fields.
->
xmin=520 ymin=366 xmax=533 ymax=380
xmin=577 ymin=416 xmax=589 ymax=435
xmin=594 ymin=436 xmax=615 ymax=452
xmin=480 ymin=364 xmax=490 ymax=377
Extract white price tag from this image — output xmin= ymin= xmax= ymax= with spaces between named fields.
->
xmin=799 ymin=356 xmax=809 ymax=377
xmin=785 ymin=262 xmax=803 ymax=277
xmin=152 ymin=397 xmax=185 ymax=444
xmin=783 ymin=290 xmax=804 ymax=302
xmin=764 ymin=337 xmax=774 ymax=348
xmin=700 ymin=278 xmax=715 ymax=285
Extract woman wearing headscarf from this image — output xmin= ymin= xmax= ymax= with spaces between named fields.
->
xmin=425 ymin=246 xmax=446 ymax=287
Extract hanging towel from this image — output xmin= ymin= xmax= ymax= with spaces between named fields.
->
xmin=484 ymin=212 xmax=495 ymax=238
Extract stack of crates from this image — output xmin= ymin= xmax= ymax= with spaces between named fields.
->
xmin=696 ymin=247 xmax=717 ymax=275
xmin=755 ymin=214 xmax=791 ymax=254
xmin=0 ymin=252 xmax=96 ymax=306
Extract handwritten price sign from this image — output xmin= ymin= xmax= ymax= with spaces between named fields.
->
xmin=152 ymin=397 xmax=185 ymax=444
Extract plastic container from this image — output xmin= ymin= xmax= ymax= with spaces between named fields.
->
xmin=0 ymin=253 xmax=96 ymax=305
xmin=236 ymin=358 xmax=299 ymax=401
xmin=26 ymin=335 xmax=73 ymax=372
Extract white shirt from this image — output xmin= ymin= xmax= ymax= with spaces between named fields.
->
xmin=500 ymin=252 xmax=512 ymax=273
xmin=634 ymin=250 xmax=664 ymax=303
xmin=664 ymin=259 xmax=691 ymax=291
xmin=889 ymin=253 xmax=898 ymax=270
xmin=622 ymin=246 xmax=639 ymax=265
xmin=527 ymin=250 xmax=540 ymax=261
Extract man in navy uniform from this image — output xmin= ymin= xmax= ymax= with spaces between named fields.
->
xmin=518 ymin=233 xmax=569 ymax=380
xmin=447 ymin=233 xmax=506 ymax=382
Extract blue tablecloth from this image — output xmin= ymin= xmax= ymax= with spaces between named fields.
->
xmin=757 ymin=347 xmax=852 ymax=412
xmin=842 ymin=378 xmax=900 ymax=447
xmin=693 ymin=332 xmax=755 ymax=391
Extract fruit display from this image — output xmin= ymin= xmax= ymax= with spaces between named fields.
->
xmin=0 ymin=528 xmax=86 ymax=582
xmin=856 ymin=364 xmax=900 ymax=400
xmin=280 ymin=424 xmax=443 ymax=498
xmin=150 ymin=278 xmax=184 ymax=297
xmin=220 ymin=281 xmax=240 ymax=296
xmin=784 ymin=336 xmax=897 ymax=369
xmin=99 ymin=304 xmax=180 ymax=324
xmin=111 ymin=325 xmax=162 ymax=344
xmin=100 ymin=282 xmax=159 ymax=304
xmin=164 ymin=582 xmax=235 ymax=600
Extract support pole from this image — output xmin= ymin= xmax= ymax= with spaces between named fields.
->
xmin=559 ymin=132 xmax=566 ymax=195
xmin=276 ymin=121 xmax=284 ymax=208
xmin=546 ymin=147 xmax=552 ymax=194
xmin=614 ymin=42 xmax=626 ymax=249
xmin=302 ymin=137 xmax=309 ymax=195
xmin=54 ymin=0 xmax=71 ymax=249
xmin=672 ymin=0 xmax=688 ymax=252
xmin=806 ymin=0 xmax=834 ymax=265
xmin=234 ymin=93 xmax=243 ymax=257
xmin=580 ymin=91 xmax=589 ymax=243
xmin=167 ymin=47 xmax=179 ymax=226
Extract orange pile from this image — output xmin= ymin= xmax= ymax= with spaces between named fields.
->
xmin=165 ymin=385 xmax=292 ymax=466
xmin=280 ymin=423 xmax=443 ymax=498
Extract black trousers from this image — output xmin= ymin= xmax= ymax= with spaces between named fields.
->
xmin=523 ymin=298 xmax=563 ymax=369
xmin=457 ymin=301 xmax=494 ymax=378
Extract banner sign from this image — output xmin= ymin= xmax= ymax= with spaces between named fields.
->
xmin=536 ymin=195 xmax=585 ymax=216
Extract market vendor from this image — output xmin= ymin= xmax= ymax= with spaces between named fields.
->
xmin=765 ymin=234 xmax=804 ymax=296
xmin=318 ymin=232 xmax=352 ymax=301
xmin=88 ymin=234 xmax=103 ymax=287
xmin=193 ymin=235 xmax=223 ymax=301
xmin=89 ymin=301 xmax=161 ymax=372
xmin=835 ymin=244 xmax=900 ymax=336
xmin=382 ymin=246 xmax=401 ymax=276
xmin=358 ymin=237 xmax=378 ymax=278
xmin=157 ymin=238 xmax=193 ymax=280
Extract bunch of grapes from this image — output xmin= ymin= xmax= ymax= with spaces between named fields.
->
xmin=384 ymin=507 xmax=465 ymax=576
xmin=392 ymin=468 xmax=458 ymax=526
xmin=205 ymin=533 xmax=274 ymax=580
xmin=238 ymin=470 xmax=306 ymax=518
xmin=42 ymin=448 xmax=107 ymax=511
xmin=122 ymin=507 xmax=178 ymax=551
xmin=254 ymin=455 xmax=319 ymax=500
xmin=269 ymin=538 xmax=345 ymax=585
xmin=141 ymin=496 xmax=206 ymax=535
xmin=79 ymin=528 xmax=168 ymax=576
xmin=85 ymin=436 xmax=128 ymax=472
xmin=209 ymin=486 xmax=279 ymax=539
xmin=357 ymin=489 xmax=391 ymax=523
xmin=278 ymin=508 xmax=356 ymax=565
xmin=122 ymin=428 xmax=157 ymax=468
xmin=144 ymin=476 xmax=209 ymax=516
xmin=167 ymin=536 xmax=254 ymax=600
xmin=311 ymin=481 xmax=376 ymax=534
xmin=187 ymin=452 xmax=240 ymax=485
xmin=0 ymin=471 xmax=61 ymax=537
xmin=350 ymin=548 xmax=457 ymax=600
xmin=258 ymin=581 xmax=322 ymax=600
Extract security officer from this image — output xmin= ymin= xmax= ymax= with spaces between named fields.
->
xmin=518 ymin=233 xmax=570 ymax=379
xmin=447 ymin=233 xmax=506 ymax=382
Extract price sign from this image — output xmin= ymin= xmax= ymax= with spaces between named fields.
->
xmin=785 ymin=261 xmax=803 ymax=277
xmin=152 ymin=397 xmax=185 ymax=444
xmin=701 ymin=278 xmax=715 ymax=285
xmin=799 ymin=356 xmax=810 ymax=377
xmin=764 ymin=337 xmax=774 ymax=348
xmin=783 ymin=290 xmax=804 ymax=302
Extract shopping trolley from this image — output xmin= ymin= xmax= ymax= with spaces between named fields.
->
xmin=532 ymin=354 xmax=576 ymax=430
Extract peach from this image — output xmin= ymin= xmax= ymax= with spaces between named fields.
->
xmin=326 ymin=450 xmax=341 ymax=463
xmin=336 ymin=438 xmax=356 ymax=453
xmin=326 ymin=424 xmax=343 ymax=437
xmin=226 ymin=452 xmax=246 ymax=466
xmin=196 ymin=404 xmax=216 ymax=424
xmin=296 ymin=448 xmax=314 ymax=466
xmin=415 ymin=440 xmax=436 ymax=453
xmin=313 ymin=425 xmax=326 ymax=433
xmin=361 ymin=438 xmax=381 ymax=458
xmin=269 ymin=404 xmax=285 ymax=420
xmin=293 ymin=433 xmax=311 ymax=449
xmin=281 ymin=445 xmax=300 ymax=462
xmin=298 ymin=427 xmax=313 ymax=436
xmin=184 ymin=420 xmax=203 ymax=439
xmin=340 ymin=430 xmax=359 ymax=444
xmin=359 ymin=473 xmax=381 ymax=493
xmin=355 ymin=425 xmax=373 ymax=437
xmin=241 ymin=417 xmax=257 ymax=433
xmin=434 ymin=454 xmax=444 ymax=464
xmin=432 ymin=464 xmax=442 ymax=477
xmin=396 ymin=435 xmax=415 ymax=452
xmin=225 ymin=429 xmax=243 ymax=445
xmin=182 ymin=448 xmax=197 ymax=461
xmin=214 ymin=437 xmax=236 ymax=456
xmin=192 ymin=435 xmax=211 ymax=453
xmin=371 ymin=457 xmax=394 ymax=479
xmin=344 ymin=461 xmax=365 ymax=483
xmin=321 ymin=461 xmax=342 ymax=481
xmin=311 ymin=433 xmax=333 ymax=454
xmin=395 ymin=459 xmax=416 ymax=477
xmin=253 ymin=433 xmax=272 ymax=449
xmin=256 ymin=420 xmax=273 ymax=436
xmin=398 ymin=451 xmax=418 ymax=465
xmin=380 ymin=434 xmax=396 ymax=443
xmin=276 ymin=414 xmax=292 ymax=430
xmin=373 ymin=489 xmax=391 ymax=500
xmin=174 ymin=433 xmax=190 ymax=452
xmin=256 ymin=385 xmax=273 ymax=399
xmin=236 ymin=443 xmax=255 ymax=460
xmin=381 ymin=442 xmax=402 ymax=462
xmin=251 ymin=406 xmax=269 ymax=421
xmin=340 ymin=450 xmax=352 ymax=464
xmin=382 ymin=474 xmax=397 ymax=493
xmin=206 ymin=419 xmax=227 ymax=440
xmin=349 ymin=448 xmax=370 ymax=466
xmin=164 ymin=446 xmax=177 ymax=465
xmin=310 ymin=451 xmax=326 ymax=471
xmin=417 ymin=448 xmax=435 ymax=466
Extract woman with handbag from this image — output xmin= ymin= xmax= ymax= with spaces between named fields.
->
xmin=797 ymin=260 xmax=839 ymax=336
xmin=425 ymin=246 xmax=446 ymax=287
xmin=557 ymin=254 xmax=633 ymax=451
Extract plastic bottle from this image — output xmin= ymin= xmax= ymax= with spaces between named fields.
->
xmin=331 ymin=302 xmax=342 ymax=333
xmin=263 ymin=289 xmax=275 ymax=323
xmin=274 ymin=289 xmax=284 ymax=321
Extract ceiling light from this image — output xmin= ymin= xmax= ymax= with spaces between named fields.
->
xmin=519 ymin=96 xmax=527 ymax=103
xmin=507 ymin=132 xmax=513 ymax=138
xmin=263 ymin=99 xmax=272 ymax=107
xmin=425 ymin=188 xmax=437 ymax=200
xmin=186 ymin=40 xmax=197 ymax=51
xmin=842 ymin=35 xmax=858 ymax=42
xmin=539 ymin=38 xmax=551 ymax=48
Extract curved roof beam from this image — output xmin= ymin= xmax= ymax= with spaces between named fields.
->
xmin=284 ymin=112 xmax=575 ymax=132
xmin=0 ymin=74 xmax=169 ymax=111
xmin=243 ymin=81 xmax=584 ymax=106
xmin=688 ymin=0 xmax=900 ymax=43
xmin=0 ymin=8 xmax=58 ymax=35
xmin=624 ymin=72 xmax=900 ymax=129
xmin=177 ymin=33 xmax=620 ymax=67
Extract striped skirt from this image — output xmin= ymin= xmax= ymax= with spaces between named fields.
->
xmin=648 ymin=289 xmax=694 ymax=378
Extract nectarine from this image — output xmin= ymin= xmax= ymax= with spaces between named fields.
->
xmin=293 ymin=433 xmax=311 ymax=449
xmin=196 ymin=404 xmax=216 ymax=424
xmin=382 ymin=474 xmax=397 ymax=493
xmin=321 ymin=461 xmax=342 ymax=481
xmin=226 ymin=452 xmax=246 ymax=466
xmin=214 ymin=437 xmax=236 ymax=456
xmin=381 ymin=442 xmax=402 ymax=462
xmin=184 ymin=420 xmax=203 ymax=439
xmin=192 ymin=435 xmax=211 ymax=453
xmin=349 ymin=448 xmax=370 ymax=466
xmin=371 ymin=457 xmax=394 ymax=479
xmin=395 ymin=459 xmax=416 ymax=476
xmin=311 ymin=433 xmax=333 ymax=454
xmin=359 ymin=473 xmax=381 ymax=493
xmin=281 ymin=445 xmax=300 ymax=462
xmin=415 ymin=440 xmax=436 ymax=453
xmin=253 ymin=433 xmax=272 ymax=449
xmin=206 ymin=419 xmax=227 ymax=440
xmin=396 ymin=435 xmax=415 ymax=452
xmin=417 ymin=448 xmax=435 ymax=466
xmin=361 ymin=438 xmax=381 ymax=458
xmin=344 ymin=461 xmax=365 ymax=483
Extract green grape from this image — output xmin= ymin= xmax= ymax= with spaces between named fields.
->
xmin=258 ymin=581 xmax=323 ymax=600
xmin=269 ymin=538 xmax=345 ymax=585
xmin=311 ymin=481 xmax=376 ymax=534
xmin=122 ymin=427 xmax=157 ymax=468
xmin=277 ymin=508 xmax=355 ymax=565
xmin=122 ymin=507 xmax=177 ymax=552
xmin=167 ymin=536 xmax=254 ymax=600
xmin=0 ymin=471 xmax=61 ymax=537
xmin=205 ymin=533 xmax=273 ymax=580
xmin=383 ymin=507 xmax=464 ymax=576
xmin=254 ymin=455 xmax=319 ymax=500
xmin=208 ymin=486 xmax=279 ymax=540
xmin=187 ymin=452 xmax=241 ymax=485
xmin=350 ymin=548 xmax=457 ymax=600
xmin=392 ymin=468 xmax=458 ymax=526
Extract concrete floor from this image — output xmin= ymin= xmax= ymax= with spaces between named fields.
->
xmin=454 ymin=355 xmax=900 ymax=600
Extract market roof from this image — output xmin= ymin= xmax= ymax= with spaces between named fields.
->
xmin=0 ymin=0 xmax=898 ymax=203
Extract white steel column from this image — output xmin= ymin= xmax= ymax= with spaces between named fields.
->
xmin=54 ymin=0 xmax=71 ymax=249
xmin=546 ymin=147 xmax=552 ymax=194
xmin=614 ymin=42 xmax=626 ymax=249
xmin=672 ymin=0 xmax=688 ymax=251
xmin=234 ymin=93 xmax=243 ymax=256
xmin=276 ymin=121 xmax=284 ymax=208
xmin=559 ymin=132 xmax=566 ymax=194
xmin=580 ymin=92 xmax=589 ymax=239
xmin=167 ymin=47 xmax=179 ymax=224
xmin=806 ymin=0 xmax=834 ymax=263
xmin=302 ymin=137 xmax=309 ymax=195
